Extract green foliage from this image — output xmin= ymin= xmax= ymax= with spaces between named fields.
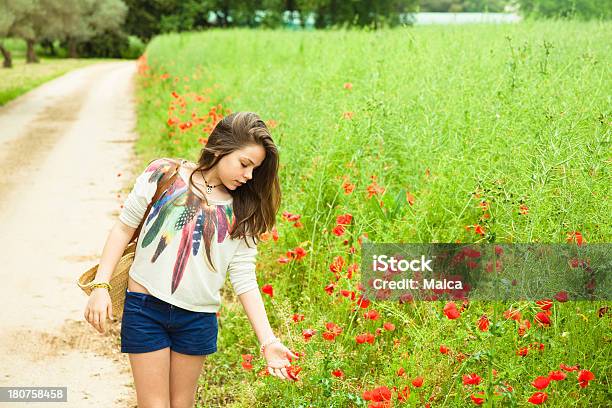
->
xmin=1 ymin=0 xmax=129 ymax=60
xmin=418 ymin=0 xmax=510 ymax=12
xmin=516 ymin=0 xmax=612 ymax=20
xmin=75 ymin=31 xmax=144 ymax=59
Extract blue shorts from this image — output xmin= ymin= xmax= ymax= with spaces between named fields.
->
xmin=120 ymin=289 xmax=218 ymax=355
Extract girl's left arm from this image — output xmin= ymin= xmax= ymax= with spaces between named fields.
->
xmin=237 ymin=288 xmax=276 ymax=344
xmin=238 ymin=288 xmax=299 ymax=380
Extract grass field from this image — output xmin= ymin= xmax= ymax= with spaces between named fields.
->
xmin=132 ymin=21 xmax=610 ymax=407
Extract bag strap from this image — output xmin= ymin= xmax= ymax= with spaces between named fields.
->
xmin=129 ymin=158 xmax=182 ymax=244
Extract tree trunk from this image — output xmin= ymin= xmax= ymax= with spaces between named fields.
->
xmin=68 ymin=38 xmax=78 ymax=58
xmin=0 ymin=43 xmax=12 ymax=68
xmin=222 ymin=5 xmax=230 ymax=27
xmin=41 ymin=39 xmax=56 ymax=56
xmin=26 ymin=39 xmax=39 ymax=63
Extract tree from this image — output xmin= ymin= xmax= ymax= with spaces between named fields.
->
xmin=44 ymin=0 xmax=127 ymax=58
xmin=516 ymin=0 xmax=611 ymax=19
xmin=0 ymin=1 xmax=17 ymax=67
xmin=298 ymin=0 xmax=417 ymax=28
xmin=418 ymin=0 xmax=509 ymax=12
xmin=0 ymin=0 xmax=45 ymax=64
xmin=0 ymin=0 xmax=127 ymax=66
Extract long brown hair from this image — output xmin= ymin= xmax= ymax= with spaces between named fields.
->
xmin=188 ymin=111 xmax=281 ymax=247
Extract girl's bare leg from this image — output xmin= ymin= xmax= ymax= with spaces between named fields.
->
xmin=129 ymin=347 xmax=171 ymax=408
xmin=169 ymin=350 xmax=206 ymax=408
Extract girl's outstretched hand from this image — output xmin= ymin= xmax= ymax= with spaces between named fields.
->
xmin=263 ymin=341 xmax=300 ymax=381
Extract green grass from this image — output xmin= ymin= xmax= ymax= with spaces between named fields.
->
xmin=133 ymin=21 xmax=611 ymax=407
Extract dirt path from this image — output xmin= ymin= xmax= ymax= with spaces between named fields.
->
xmin=0 ymin=61 xmax=141 ymax=407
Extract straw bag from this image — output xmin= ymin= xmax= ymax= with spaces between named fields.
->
xmin=77 ymin=158 xmax=182 ymax=320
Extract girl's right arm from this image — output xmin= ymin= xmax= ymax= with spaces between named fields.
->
xmin=84 ymin=219 xmax=135 ymax=334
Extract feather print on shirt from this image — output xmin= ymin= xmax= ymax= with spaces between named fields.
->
xmin=140 ymin=169 xmax=236 ymax=294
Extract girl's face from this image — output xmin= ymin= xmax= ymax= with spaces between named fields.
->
xmin=216 ymin=144 xmax=266 ymax=190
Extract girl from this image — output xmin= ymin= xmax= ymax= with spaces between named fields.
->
xmin=84 ymin=112 xmax=298 ymax=407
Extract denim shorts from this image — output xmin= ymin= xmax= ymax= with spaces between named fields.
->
xmin=120 ymin=289 xmax=218 ymax=355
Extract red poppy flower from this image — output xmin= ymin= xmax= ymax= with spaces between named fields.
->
xmin=485 ymin=259 xmax=503 ymax=273
xmin=364 ymin=310 xmax=380 ymax=320
xmin=286 ymin=365 xmax=301 ymax=381
xmin=363 ymin=386 xmax=391 ymax=402
xmin=330 ymin=256 xmax=346 ymax=274
xmin=332 ymin=225 xmax=346 ymax=236
xmin=474 ymin=225 xmax=485 ymax=236
xmin=356 ymin=295 xmax=371 ymax=309
xmin=383 ymin=322 xmax=395 ymax=331
xmin=535 ymin=312 xmax=551 ymax=326
xmin=241 ymin=354 xmax=254 ymax=370
xmin=324 ymin=283 xmax=335 ymax=295
xmin=287 ymin=246 xmax=307 ymax=261
xmin=411 ymin=377 xmax=424 ymax=388
xmin=554 ymin=290 xmax=568 ymax=302
xmin=531 ymin=376 xmax=551 ymax=390
xmin=343 ymin=82 xmax=353 ymax=90
xmin=536 ymin=299 xmax=553 ymax=311
xmin=463 ymin=373 xmax=482 ymax=386
xmin=292 ymin=313 xmax=305 ymax=322
xmin=406 ymin=191 xmax=416 ymax=206
xmin=302 ymin=328 xmax=317 ymax=341
xmin=396 ymin=367 xmax=405 ymax=377
xmin=342 ymin=111 xmax=354 ymax=120
xmin=527 ymin=392 xmax=548 ymax=405
xmin=343 ymin=182 xmax=356 ymax=195
xmin=519 ymin=319 xmax=531 ymax=336
xmin=325 ymin=322 xmax=342 ymax=334
xmin=577 ymin=369 xmax=595 ymax=388
xmin=470 ymin=393 xmax=485 ymax=405
xmin=503 ymin=308 xmax=521 ymax=321
xmin=366 ymin=180 xmax=385 ymax=198
xmin=440 ymin=344 xmax=449 ymax=354
xmin=548 ymin=370 xmax=567 ymax=381
xmin=322 ymin=331 xmax=336 ymax=341
xmin=443 ymin=302 xmax=461 ymax=319
xmin=356 ymin=333 xmax=376 ymax=344
xmin=566 ymin=231 xmax=584 ymax=246
xmin=336 ymin=213 xmax=353 ymax=225
xmin=331 ymin=369 xmax=344 ymax=378
xmin=262 ymin=284 xmax=274 ymax=298
xmin=560 ymin=363 xmax=579 ymax=372
xmin=516 ymin=347 xmax=529 ymax=357
xmin=282 ymin=211 xmax=301 ymax=222
xmin=519 ymin=204 xmax=529 ymax=215
xmin=478 ymin=315 xmax=490 ymax=332
xmin=395 ymin=385 xmax=410 ymax=401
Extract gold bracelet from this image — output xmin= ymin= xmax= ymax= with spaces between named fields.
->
xmin=89 ymin=282 xmax=112 ymax=291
